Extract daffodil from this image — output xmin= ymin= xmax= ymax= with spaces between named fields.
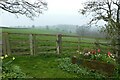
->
xmin=0 ymin=56 xmax=4 ymax=59
xmin=79 ymin=52 xmax=82 ymax=54
xmin=113 ymin=59 xmax=116 ymax=61
xmin=12 ymin=57 xmax=15 ymax=60
xmin=76 ymin=50 xmax=79 ymax=53
xmin=5 ymin=55 xmax=8 ymax=58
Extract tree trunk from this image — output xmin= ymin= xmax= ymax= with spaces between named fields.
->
xmin=117 ymin=32 xmax=120 ymax=64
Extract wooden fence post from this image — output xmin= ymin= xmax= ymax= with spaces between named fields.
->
xmin=29 ymin=34 xmax=36 ymax=55
xmin=78 ymin=36 xmax=81 ymax=51
xmin=56 ymin=34 xmax=62 ymax=54
xmin=2 ymin=33 xmax=11 ymax=55
xmin=30 ymin=34 xmax=33 ymax=55
xmin=33 ymin=34 xmax=36 ymax=55
xmin=2 ymin=33 xmax=6 ymax=55
xmin=6 ymin=33 xmax=11 ymax=55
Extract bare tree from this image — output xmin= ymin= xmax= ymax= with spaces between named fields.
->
xmin=79 ymin=0 xmax=120 ymax=63
xmin=0 ymin=0 xmax=47 ymax=19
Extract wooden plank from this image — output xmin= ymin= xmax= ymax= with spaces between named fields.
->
xmin=62 ymin=41 xmax=78 ymax=43
xmin=37 ymin=46 xmax=56 ymax=49
xmin=62 ymin=47 xmax=78 ymax=49
xmin=62 ymin=34 xmax=79 ymax=38
xmin=10 ymin=40 xmax=29 ymax=44
xmin=4 ymin=32 xmax=30 ymax=35
xmin=37 ymin=51 xmax=56 ymax=54
xmin=6 ymin=32 xmax=56 ymax=36
xmin=36 ymin=39 xmax=56 ymax=42
xmin=35 ymin=33 xmax=56 ymax=36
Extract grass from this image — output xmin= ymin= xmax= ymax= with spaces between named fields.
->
xmin=4 ymin=54 xmax=78 ymax=78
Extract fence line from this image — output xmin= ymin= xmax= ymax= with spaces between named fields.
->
xmin=2 ymin=32 xmax=112 ymax=55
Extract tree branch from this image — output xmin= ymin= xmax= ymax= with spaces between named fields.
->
xmin=0 ymin=0 xmax=47 ymax=19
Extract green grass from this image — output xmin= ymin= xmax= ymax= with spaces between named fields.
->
xmin=5 ymin=54 xmax=78 ymax=78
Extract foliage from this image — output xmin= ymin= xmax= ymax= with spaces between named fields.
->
xmin=1 ymin=55 xmax=26 ymax=79
xmin=57 ymin=57 xmax=106 ymax=78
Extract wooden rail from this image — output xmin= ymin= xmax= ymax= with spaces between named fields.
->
xmin=1 ymin=32 xmax=112 ymax=55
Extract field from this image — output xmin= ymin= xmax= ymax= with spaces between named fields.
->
xmin=2 ymin=27 xmax=118 ymax=79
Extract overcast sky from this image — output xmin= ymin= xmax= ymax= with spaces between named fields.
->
xmin=0 ymin=0 xmax=90 ymax=27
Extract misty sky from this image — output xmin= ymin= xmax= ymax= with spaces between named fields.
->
xmin=0 ymin=0 xmax=90 ymax=27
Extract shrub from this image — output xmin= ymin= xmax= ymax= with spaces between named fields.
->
xmin=1 ymin=55 xmax=26 ymax=79
xmin=56 ymin=57 xmax=105 ymax=78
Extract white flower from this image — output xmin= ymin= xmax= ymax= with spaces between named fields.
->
xmin=12 ymin=57 xmax=15 ymax=60
xmin=88 ymin=52 xmax=91 ymax=54
xmin=84 ymin=53 xmax=90 ymax=56
xmin=113 ymin=59 xmax=116 ymax=61
xmin=98 ymin=54 xmax=100 ymax=57
xmin=76 ymin=50 xmax=79 ymax=53
xmin=111 ymin=55 xmax=114 ymax=58
xmin=5 ymin=55 xmax=8 ymax=58
xmin=0 ymin=56 xmax=4 ymax=59
xmin=79 ymin=52 xmax=82 ymax=54
xmin=73 ymin=56 xmax=77 ymax=58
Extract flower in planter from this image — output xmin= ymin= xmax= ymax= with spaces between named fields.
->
xmin=84 ymin=53 xmax=90 ymax=56
xmin=91 ymin=50 xmax=96 ymax=54
xmin=107 ymin=52 xmax=111 ymax=57
xmin=97 ymin=49 xmax=100 ymax=53
xmin=111 ymin=55 xmax=115 ymax=58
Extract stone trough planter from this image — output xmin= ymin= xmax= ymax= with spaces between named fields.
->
xmin=72 ymin=56 xmax=116 ymax=76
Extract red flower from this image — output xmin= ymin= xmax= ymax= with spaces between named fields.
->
xmin=97 ymin=49 xmax=100 ymax=52
xmin=108 ymin=52 xmax=111 ymax=56
xmin=91 ymin=50 xmax=96 ymax=54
